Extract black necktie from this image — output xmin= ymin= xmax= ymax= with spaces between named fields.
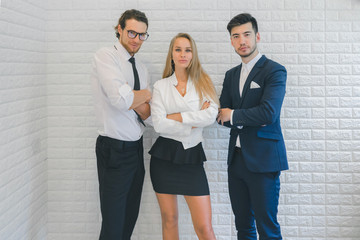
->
xmin=129 ymin=57 xmax=145 ymax=126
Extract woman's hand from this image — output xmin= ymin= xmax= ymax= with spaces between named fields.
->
xmin=166 ymin=113 xmax=182 ymax=122
xmin=166 ymin=101 xmax=210 ymax=126
xmin=201 ymin=101 xmax=210 ymax=110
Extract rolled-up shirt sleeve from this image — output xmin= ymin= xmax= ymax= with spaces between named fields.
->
xmin=151 ymin=83 xmax=192 ymax=136
xmin=94 ymin=48 xmax=134 ymax=110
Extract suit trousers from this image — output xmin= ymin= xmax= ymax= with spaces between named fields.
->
xmin=96 ymin=135 xmax=145 ymax=240
xmin=228 ymin=148 xmax=282 ymax=240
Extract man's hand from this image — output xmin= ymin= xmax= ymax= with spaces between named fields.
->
xmin=130 ymin=89 xmax=151 ymax=109
xmin=134 ymin=102 xmax=150 ymax=120
xmin=217 ymin=108 xmax=232 ymax=125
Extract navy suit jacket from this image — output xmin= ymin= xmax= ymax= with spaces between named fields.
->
xmin=219 ymin=55 xmax=288 ymax=173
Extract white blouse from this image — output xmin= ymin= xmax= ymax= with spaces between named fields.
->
xmin=151 ymin=74 xmax=218 ymax=149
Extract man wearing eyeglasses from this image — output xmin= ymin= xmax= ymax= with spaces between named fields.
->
xmin=91 ymin=9 xmax=151 ymax=240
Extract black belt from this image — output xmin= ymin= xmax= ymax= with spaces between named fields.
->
xmin=98 ymin=135 xmax=142 ymax=149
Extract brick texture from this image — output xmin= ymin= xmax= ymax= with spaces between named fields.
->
xmin=0 ymin=0 xmax=48 ymax=239
xmin=1 ymin=0 xmax=360 ymax=239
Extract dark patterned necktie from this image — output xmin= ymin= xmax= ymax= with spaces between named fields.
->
xmin=129 ymin=57 xmax=145 ymax=126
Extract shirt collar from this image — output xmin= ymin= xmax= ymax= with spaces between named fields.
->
xmin=169 ymin=74 xmax=178 ymax=85
xmin=242 ymin=52 xmax=262 ymax=72
xmin=114 ymin=41 xmax=132 ymax=61
xmin=169 ymin=73 xmax=193 ymax=87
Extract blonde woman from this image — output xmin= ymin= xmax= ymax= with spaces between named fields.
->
xmin=149 ymin=33 xmax=218 ymax=240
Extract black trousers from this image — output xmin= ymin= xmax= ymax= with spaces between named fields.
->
xmin=96 ymin=135 xmax=145 ymax=240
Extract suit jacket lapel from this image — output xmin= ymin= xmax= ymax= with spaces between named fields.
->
xmin=240 ymin=55 xmax=267 ymax=104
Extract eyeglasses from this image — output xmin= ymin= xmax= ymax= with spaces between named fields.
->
xmin=127 ymin=30 xmax=149 ymax=41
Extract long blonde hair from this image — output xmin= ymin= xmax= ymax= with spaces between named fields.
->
xmin=163 ymin=33 xmax=219 ymax=105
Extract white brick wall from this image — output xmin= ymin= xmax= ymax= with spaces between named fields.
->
xmin=0 ymin=0 xmax=48 ymax=239
xmin=1 ymin=0 xmax=360 ymax=239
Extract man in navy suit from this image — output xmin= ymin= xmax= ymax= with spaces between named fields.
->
xmin=217 ymin=13 xmax=288 ymax=239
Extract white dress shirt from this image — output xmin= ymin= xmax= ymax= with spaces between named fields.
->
xmin=151 ymin=74 xmax=218 ymax=149
xmin=91 ymin=41 xmax=150 ymax=141
xmin=231 ymin=52 xmax=262 ymax=147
